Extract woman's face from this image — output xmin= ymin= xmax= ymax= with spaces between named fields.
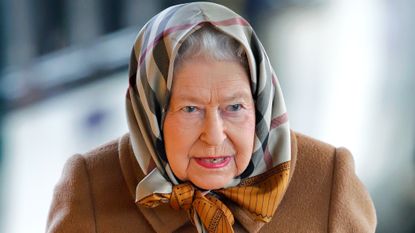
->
xmin=163 ymin=57 xmax=255 ymax=190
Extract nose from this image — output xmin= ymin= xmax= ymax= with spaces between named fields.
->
xmin=200 ymin=110 xmax=226 ymax=145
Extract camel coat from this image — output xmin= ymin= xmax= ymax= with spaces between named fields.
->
xmin=46 ymin=131 xmax=376 ymax=232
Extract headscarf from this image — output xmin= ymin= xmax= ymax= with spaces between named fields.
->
xmin=126 ymin=2 xmax=291 ymax=233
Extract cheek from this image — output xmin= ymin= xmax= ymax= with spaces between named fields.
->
xmin=238 ymin=110 xmax=256 ymax=143
xmin=231 ymin=111 xmax=256 ymax=171
xmin=164 ymin=116 xmax=183 ymax=160
xmin=164 ymin=115 xmax=199 ymax=152
xmin=163 ymin=114 xmax=199 ymax=179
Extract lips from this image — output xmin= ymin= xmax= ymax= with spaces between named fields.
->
xmin=194 ymin=156 xmax=232 ymax=169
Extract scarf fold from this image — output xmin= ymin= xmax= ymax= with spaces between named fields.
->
xmin=126 ymin=2 xmax=291 ymax=232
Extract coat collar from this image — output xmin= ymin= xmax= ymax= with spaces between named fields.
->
xmin=118 ymin=131 xmax=298 ymax=233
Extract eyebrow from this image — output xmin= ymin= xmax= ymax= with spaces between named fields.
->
xmin=173 ymin=89 xmax=253 ymax=104
xmin=220 ymin=90 xmax=253 ymax=103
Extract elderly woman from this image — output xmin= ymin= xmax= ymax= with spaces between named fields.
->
xmin=46 ymin=2 xmax=376 ymax=233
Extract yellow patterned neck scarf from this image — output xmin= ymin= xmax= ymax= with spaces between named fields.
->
xmin=138 ymin=162 xmax=290 ymax=233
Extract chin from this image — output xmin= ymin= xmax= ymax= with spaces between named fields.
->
xmin=191 ymin=177 xmax=231 ymax=190
xmin=194 ymin=183 xmax=224 ymax=190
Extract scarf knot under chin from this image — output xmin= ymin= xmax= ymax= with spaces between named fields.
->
xmin=170 ymin=183 xmax=196 ymax=211
xmin=137 ymin=161 xmax=290 ymax=233
xmin=171 ymin=183 xmax=235 ymax=233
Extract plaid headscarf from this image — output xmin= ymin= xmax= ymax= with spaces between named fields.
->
xmin=126 ymin=2 xmax=291 ymax=232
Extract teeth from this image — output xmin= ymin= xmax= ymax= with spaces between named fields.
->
xmin=208 ymin=158 xmax=225 ymax=164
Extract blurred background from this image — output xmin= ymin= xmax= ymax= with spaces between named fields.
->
xmin=0 ymin=0 xmax=414 ymax=232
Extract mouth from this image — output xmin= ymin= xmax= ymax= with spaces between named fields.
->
xmin=194 ymin=156 xmax=232 ymax=169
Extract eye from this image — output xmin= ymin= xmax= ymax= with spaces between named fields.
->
xmin=226 ymin=104 xmax=242 ymax=112
xmin=181 ymin=106 xmax=198 ymax=113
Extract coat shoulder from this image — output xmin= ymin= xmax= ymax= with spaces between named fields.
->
xmin=81 ymin=137 xmax=120 ymax=163
xmin=262 ymin=132 xmax=376 ymax=233
xmin=294 ymin=132 xmax=337 ymax=160
xmin=47 ymin=135 xmax=154 ymax=233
